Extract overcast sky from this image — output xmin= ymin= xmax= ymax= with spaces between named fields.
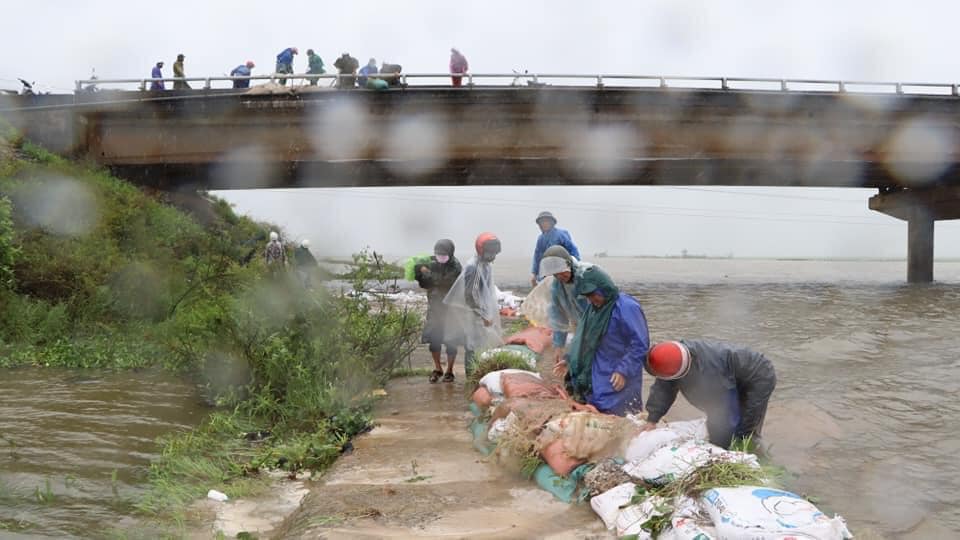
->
xmin=3 ymin=1 xmax=960 ymax=260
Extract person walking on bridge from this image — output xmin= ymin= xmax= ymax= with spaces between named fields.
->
xmin=333 ymin=52 xmax=359 ymax=89
xmin=275 ymin=47 xmax=298 ymax=86
xmin=173 ymin=54 xmax=190 ymax=90
xmin=293 ymin=238 xmax=318 ymax=289
xmin=557 ymin=266 xmax=649 ymax=416
xmin=150 ymin=61 xmax=165 ymax=91
xmin=230 ymin=61 xmax=255 ymax=89
xmin=450 ymin=48 xmax=469 ymax=87
xmin=358 ymin=58 xmax=379 ymax=88
xmin=531 ymin=211 xmax=580 ymax=287
xmin=306 ymin=49 xmax=325 ymax=86
xmin=642 ymin=339 xmax=777 ymax=451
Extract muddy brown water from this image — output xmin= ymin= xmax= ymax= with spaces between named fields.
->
xmin=0 ymin=369 xmax=205 ymax=538
xmin=2 ymin=259 xmax=960 ymax=538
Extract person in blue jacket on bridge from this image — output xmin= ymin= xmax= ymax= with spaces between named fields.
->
xmin=530 ymin=211 xmax=580 ymax=287
xmin=230 ymin=61 xmax=255 ymax=89
xmin=559 ymin=266 xmax=648 ymax=416
xmin=150 ymin=62 xmax=165 ymax=91
xmin=275 ymin=47 xmax=298 ymax=86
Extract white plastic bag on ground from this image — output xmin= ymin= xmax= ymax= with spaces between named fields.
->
xmin=622 ymin=440 xmax=759 ymax=486
xmin=590 ymin=482 xmax=636 ymax=530
xmin=478 ymin=369 xmax=540 ymax=396
xmin=615 ymin=496 xmax=671 ymax=538
xmin=665 ymin=418 xmax=709 ymax=440
xmin=701 ymin=486 xmax=853 ymax=540
xmin=487 ymin=412 xmax=517 ymax=443
xmin=623 ymin=428 xmax=684 ymax=462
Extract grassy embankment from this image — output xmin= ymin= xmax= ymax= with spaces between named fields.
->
xmin=0 ymin=126 xmax=421 ymax=532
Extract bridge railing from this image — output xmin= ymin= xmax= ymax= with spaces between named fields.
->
xmin=73 ymin=73 xmax=960 ymax=97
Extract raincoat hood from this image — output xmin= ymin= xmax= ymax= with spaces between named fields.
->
xmin=538 ymin=245 xmax=574 ymax=279
xmin=434 ymin=239 xmax=455 ymax=257
xmin=566 ymin=266 xmax=620 ymax=400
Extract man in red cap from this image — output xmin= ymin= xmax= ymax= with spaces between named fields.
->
xmin=642 ymin=339 xmax=777 ymax=450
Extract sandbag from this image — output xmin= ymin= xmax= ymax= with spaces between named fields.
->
xmin=501 ymin=372 xmax=557 ymax=399
xmin=701 ymin=487 xmax=852 ymax=540
xmin=478 ymin=369 xmax=540 ymax=396
xmin=622 ymin=440 xmax=758 ymax=486
xmin=472 ymin=386 xmax=494 ymax=408
xmin=622 ymin=428 xmax=684 ymax=462
xmin=614 ymin=496 xmax=670 ymax=539
xmin=504 ymin=326 xmax=553 ymax=354
xmin=487 ymin=412 xmax=516 ymax=443
xmin=532 ymin=462 xmax=592 ymax=503
xmin=541 ymin=411 xmax=630 ymax=461
xmin=583 ymin=458 xmax=634 ymax=497
xmin=541 ymin=439 xmax=586 ymax=477
xmin=659 ymin=496 xmax=717 ymax=540
xmin=469 ymin=418 xmax=494 ymax=455
xmin=666 ymin=418 xmax=709 ymax=440
xmin=590 ymin=482 xmax=637 ymax=530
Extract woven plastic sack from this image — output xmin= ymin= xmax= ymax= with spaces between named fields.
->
xmin=541 ymin=411 xmax=630 ymax=462
xmin=590 ymin=482 xmax=637 ymax=530
xmin=615 ymin=496 xmax=670 ymax=539
xmin=478 ymin=369 xmax=540 ymax=396
xmin=501 ymin=372 xmax=558 ymax=399
xmin=477 ymin=345 xmax=538 ymax=370
xmin=701 ymin=487 xmax=852 ymax=540
xmin=622 ymin=440 xmax=758 ymax=486
xmin=623 ymin=428 xmax=684 ymax=463
xmin=541 ymin=439 xmax=586 ymax=477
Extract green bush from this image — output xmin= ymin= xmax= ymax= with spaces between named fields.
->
xmin=0 ymin=195 xmax=14 ymax=289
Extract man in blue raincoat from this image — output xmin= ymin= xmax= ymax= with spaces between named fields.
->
xmin=559 ymin=266 xmax=648 ymax=415
xmin=275 ymin=47 xmax=298 ymax=85
xmin=531 ymin=211 xmax=580 ymax=287
xmin=150 ymin=62 xmax=165 ymax=91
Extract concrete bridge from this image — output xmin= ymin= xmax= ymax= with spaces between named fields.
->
xmin=3 ymin=73 xmax=960 ymax=282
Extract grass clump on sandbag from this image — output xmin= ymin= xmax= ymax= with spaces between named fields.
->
xmin=466 ymin=349 xmax=538 ymax=393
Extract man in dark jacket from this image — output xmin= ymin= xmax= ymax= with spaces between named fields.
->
xmin=416 ymin=239 xmax=463 ymax=383
xmin=173 ymin=54 xmax=190 ymax=90
xmin=276 ymin=47 xmax=298 ymax=86
xmin=293 ymin=239 xmax=318 ymax=289
xmin=642 ymin=339 xmax=777 ymax=450
xmin=333 ymin=53 xmax=359 ymax=89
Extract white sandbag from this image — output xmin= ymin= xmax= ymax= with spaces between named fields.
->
xmin=701 ymin=487 xmax=853 ymax=540
xmin=623 ymin=428 xmax=684 ymax=462
xmin=665 ymin=418 xmax=709 ymax=440
xmin=622 ymin=440 xmax=758 ymax=486
xmin=487 ymin=412 xmax=517 ymax=443
xmin=478 ymin=369 xmax=540 ymax=396
xmin=615 ymin=496 xmax=670 ymax=539
xmin=660 ymin=496 xmax=717 ymax=540
xmin=589 ymin=482 xmax=636 ymax=530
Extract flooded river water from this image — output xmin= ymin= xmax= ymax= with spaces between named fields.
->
xmin=0 ymin=369 xmax=205 ymax=538
xmin=2 ymin=258 xmax=959 ymax=537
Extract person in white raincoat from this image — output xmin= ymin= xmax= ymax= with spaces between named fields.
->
xmin=443 ymin=232 xmax=503 ymax=378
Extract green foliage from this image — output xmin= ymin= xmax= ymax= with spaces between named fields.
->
xmin=465 ymin=350 xmax=537 ymax=393
xmin=0 ymin=195 xmax=15 ymax=289
xmin=0 ymin=130 xmax=423 ymax=528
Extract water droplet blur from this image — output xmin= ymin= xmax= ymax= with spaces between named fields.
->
xmin=883 ymin=117 xmax=956 ymax=187
xmin=16 ymin=174 xmax=98 ymax=236
xmin=383 ymin=115 xmax=448 ymax=178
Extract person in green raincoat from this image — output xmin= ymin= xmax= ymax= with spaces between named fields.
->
xmin=306 ymin=49 xmax=325 ymax=85
xmin=557 ymin=266 xmax=649 ymax=416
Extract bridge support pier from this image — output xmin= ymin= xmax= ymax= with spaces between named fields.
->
xmin=869 ymin=186 xmax=960 ymax=283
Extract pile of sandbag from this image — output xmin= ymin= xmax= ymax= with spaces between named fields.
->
xmin=586 ymin=422 xmax=853 ymax=539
